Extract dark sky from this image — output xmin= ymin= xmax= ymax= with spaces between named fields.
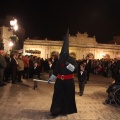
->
xmin=0 ymin=0 xmax=120 ymax=43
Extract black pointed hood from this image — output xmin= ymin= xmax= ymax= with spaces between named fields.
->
xmin=59 ymin=29 xmax=69 ymax=63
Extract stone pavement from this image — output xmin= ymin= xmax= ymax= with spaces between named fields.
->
xmin=0 ymin=73 xmax=120 ymax=120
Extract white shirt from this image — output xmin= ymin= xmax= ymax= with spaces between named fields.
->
xmin=80 ymin=71 xmax=83 ymax=75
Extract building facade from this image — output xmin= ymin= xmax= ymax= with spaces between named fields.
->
xmin=0 ymin=26 xmax=13 ymax=52
xmin=23 ymin=32 xmax=120 ymax=60
xmin=0 ymin=16 xmax=25 ymax=52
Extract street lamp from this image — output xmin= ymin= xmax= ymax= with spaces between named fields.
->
xmin=9 ymin=41 xmax=14 ymax=47
xmin=9 ymin=17 xmax=19 ymax=53
xmin=10 ymin=18 xmax=18 ymax=31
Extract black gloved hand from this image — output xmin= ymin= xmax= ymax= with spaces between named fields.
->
xmin=65 ymin=61 xmax=69 ymax=66
xmin=48 ymin=79 xmax=52 ymax=84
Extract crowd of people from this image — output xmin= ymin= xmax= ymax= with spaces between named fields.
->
xmin=0 ymin=48 xmax=120 ymax=117
xmin=0 ymin=49 xmax=120 ymax=87
xmin=0 ymin=50 xmax=58 ymax=86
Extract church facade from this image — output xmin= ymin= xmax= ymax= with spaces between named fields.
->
xmin=23 ymin=32 xmax=120 ymax=60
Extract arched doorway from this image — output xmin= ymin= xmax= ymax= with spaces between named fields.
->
xmin=70 ymin=52 xmax=76 ymax=59
xmin=86 ymin=53 xmax=94 ymax=59
xmin=103 ymin=54 xmax=110 ymax=59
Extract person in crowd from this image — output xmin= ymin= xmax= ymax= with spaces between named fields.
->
xmin=0 ymin=49 xmax=6 ymax=86
xmin=33 ymin=62 xmax=40 ymax=89
xmin=43 ymin=58 xmax=49 ymax=73
xmin=10 ymin=53 xmax=18 ymax=84
xmin=29 ymin=55 xmax=34 ymax=78
xmin=48 ymin=60 xmax=54 ymax=77
xmin=84 ymin=56 xmax=91 ymax=81
xmin=23 ymin=55 xmax=29 ymax=79
xmin=48 ymin=30 xmax=78 ymax=116
xmin=4 ymin=54 xmax=11 ymax=82
xmin=17 ymin=54 xmax=24 ymax=82
xmin=77 ymin=64 xmax=87 ymax=96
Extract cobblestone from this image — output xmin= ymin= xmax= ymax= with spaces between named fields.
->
xmin=0 ymin=73 xmax=120 ymax=120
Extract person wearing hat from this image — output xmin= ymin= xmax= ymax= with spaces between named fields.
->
xmin=48 ymin=29 xmax=78 ymax=116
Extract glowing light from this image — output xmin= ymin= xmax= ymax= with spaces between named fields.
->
xmin=9 ymin=42 xmax=13 ymax=47
xmin=10 ymin=18 xmax=18 ymax=31
xmin=13 ymin=25 xmax=18 ymax=31
xmin=99 ymin=52 xmax=106 ymax=58
xmin=10 ymin=19 xmax=17 ymax=26
xmin=101 ymin=52 xmax=105 ymax=56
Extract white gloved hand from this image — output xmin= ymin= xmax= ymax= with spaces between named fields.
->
xmin=66 ymin=63 xmax=75 ymax=72
xmin=48 ymin=74 xmax=57 ymax=83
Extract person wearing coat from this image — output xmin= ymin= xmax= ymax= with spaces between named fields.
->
xmin=77 ymin=64 xmax=87 ymax=96
xmin=17 ymin=54 xmax=24 ymax=82
xmin=0 ymin=49 xmax=6 ymax=86
xmin=10 ymin=53 xmax=18 ymax=84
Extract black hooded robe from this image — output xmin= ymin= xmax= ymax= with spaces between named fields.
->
xmin=50 ymin=56 xmax=78 ymax=115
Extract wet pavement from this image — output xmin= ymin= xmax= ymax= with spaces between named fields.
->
xmin=0 ymin=73 xmax=120 ymax=120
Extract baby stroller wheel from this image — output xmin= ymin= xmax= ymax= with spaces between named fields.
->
xmin=114 ymin=88 xmax=120 ymax=106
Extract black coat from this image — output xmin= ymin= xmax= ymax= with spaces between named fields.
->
xmin=77 ymin=70 xmax=87 ymax=82
xmin=50 ymin=56 xmax=78 ymax=115
xmin=48 ymin=64 xmax=55 ymax=71
xmin=33 ymin=66 xmax=40 ymax=76
xmin=85 ymin=59 xmax=91 ymax=72
xmin=10 ymin=58 xmax=18 ymax=73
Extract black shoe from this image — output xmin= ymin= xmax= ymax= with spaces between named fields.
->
xmin=12 ymin=82 xmax=17 ymax=84
xmin=2 ymin=83 xmax=6 ymax=85
xmin=51 ymin=113 xmax=58 ymax=117
xmin=103 ymin=99 xmax=111 ymax=105
xmin=0 ymin=83 xmax=6 ymax=86
xmin=18 ymin=80 xmax=23 ymax=82
xmin=79 ymin=93 xmax=83 ymax=96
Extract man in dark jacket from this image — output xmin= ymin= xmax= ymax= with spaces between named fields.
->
xmin=0 ymin=50 xmax=6 ymax=86
xmin=84 ymin=56 xmax=91 ymax=81
xmin=10 ymin=53 xmax=18 ymax=84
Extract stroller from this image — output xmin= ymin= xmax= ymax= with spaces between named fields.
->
xmin=105 ymin=83 xmax=120 ymax=106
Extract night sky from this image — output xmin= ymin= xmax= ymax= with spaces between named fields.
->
xmin=0 ymin=0 xmax=120 ymax=43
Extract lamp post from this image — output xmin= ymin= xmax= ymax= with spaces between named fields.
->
xmin=9 ymin=41 xmax=14 ymax=54
xmin=9 ymin=18 xmax=19 ymax=53
xmin=10 ymin=18 xmax=18 ymax=31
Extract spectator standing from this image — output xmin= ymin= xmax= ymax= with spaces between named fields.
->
xmin=33 ymin=62 xmax=40 ymax=89
xmin=17 ymin=54 xmax=24 ymax=82
xmin=0 ymin=49 xmax=6 ymax=86
xmin=23 ymin=55 xmax=29 ymax=79
xmin=10 ymin=53 xmax=18 ymax=84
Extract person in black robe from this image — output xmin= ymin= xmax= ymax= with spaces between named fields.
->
xmin=48 ymin=29 xmax=78 ymax=116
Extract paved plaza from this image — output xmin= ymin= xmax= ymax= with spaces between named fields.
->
xmin=0 ymin=73 xmax=120 ymax=120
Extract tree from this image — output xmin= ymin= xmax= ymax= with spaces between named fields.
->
xmin=9 ymin=35 xmax=19 ymax=43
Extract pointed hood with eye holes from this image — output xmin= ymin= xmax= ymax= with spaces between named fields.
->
xmin=59 ymin=29 xmax=69 ymax=64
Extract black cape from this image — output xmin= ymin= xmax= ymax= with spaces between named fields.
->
xmin=50 ymin=56 xmax=78 ymax=115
